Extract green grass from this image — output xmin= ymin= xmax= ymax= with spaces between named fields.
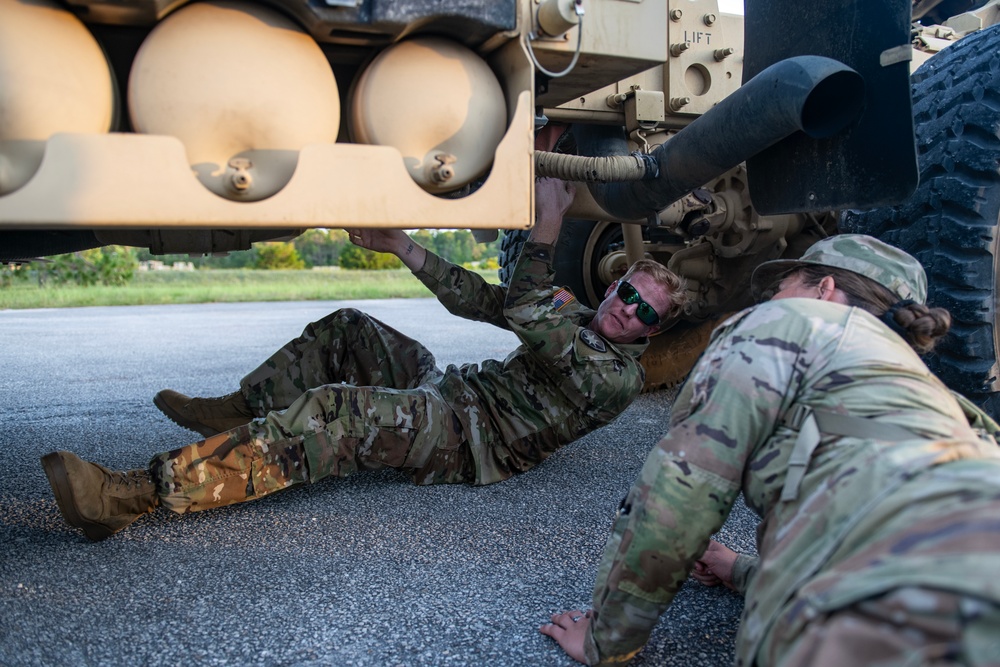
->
xmin=0 ymin=268 xmax=501 ymax=310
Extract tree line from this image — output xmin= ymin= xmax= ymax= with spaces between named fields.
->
xmin=139 ymin=228 xmax=503 ymax=271
xmin=2 ymin=229 xmax=505 ymax=287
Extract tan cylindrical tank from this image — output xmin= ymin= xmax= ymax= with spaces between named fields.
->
xmin=349 ymin=36 xmax=507 ymax=194
xmin=128 ymin=0 xmax=340 ymax=202
xmin=0 ymin=0 xmax=115 ymax=196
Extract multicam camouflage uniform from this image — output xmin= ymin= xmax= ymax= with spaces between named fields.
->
xmin=584 ymin=295 xmax=1000 ymax=665
xmin=149 ymin=240 xmax=649 ymax=513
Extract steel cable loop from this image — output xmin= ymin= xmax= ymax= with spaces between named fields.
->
xmin=524 ymin=8 xmax=585 ymax=79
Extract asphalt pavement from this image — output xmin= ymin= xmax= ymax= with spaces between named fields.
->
xmin=0 ymin=299 xmax=756 ymax=666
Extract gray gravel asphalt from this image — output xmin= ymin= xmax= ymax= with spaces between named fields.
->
xmin=0 ymin=299 xmax=756 ymax=666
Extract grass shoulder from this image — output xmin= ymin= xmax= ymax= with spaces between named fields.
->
xmin=0 ymin=268 xmax=501 ymax=310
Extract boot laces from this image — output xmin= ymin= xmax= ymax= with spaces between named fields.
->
xmin=109 ymin=469 xmax=151 ymax=490
xmin=191 ymin=392 xmax=252 ymax=419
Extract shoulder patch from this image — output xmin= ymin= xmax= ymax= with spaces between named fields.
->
xmin=552 ymin=288 xmax=575 ymax=311
xmin=580 ymin=328 xmax=607 ymax=352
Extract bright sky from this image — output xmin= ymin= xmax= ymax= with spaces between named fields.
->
xmin=718 ymin=0 xmax=744 ymax=14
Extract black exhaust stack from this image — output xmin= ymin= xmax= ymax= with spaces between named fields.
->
xmin=579 ymin=55 xmax=866 ymax=222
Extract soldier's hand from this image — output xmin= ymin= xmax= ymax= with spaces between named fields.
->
xmin=691 ymin=539 xmax=738 ymax=590
xmin=531 ymin=178 xmax=575 ymax=245
xmin=539 ymin=608 xmax=592 ymax=664
xmin=344 ymin=228 xmax=409 ymax=254
xmin=345 ymin=228 xmax=428 ymax=272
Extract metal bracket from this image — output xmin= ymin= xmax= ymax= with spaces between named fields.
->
xmin=607 ymin=87 xmax=665 ymax=137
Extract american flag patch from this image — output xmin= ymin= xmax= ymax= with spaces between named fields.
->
xmin=552 ymin=288 xmax=575 ymax=310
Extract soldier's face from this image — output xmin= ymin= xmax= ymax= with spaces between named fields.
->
xmin=591 ymin=272 xmax=671 ymax=343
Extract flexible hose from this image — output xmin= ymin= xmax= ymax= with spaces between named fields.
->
xmin=533 ymin=150 xmax=659 ymax=182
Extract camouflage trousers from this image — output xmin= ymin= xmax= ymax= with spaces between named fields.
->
xmin=238 ymin=307 xmax=443 ymax=413
xmin=769 ymin=587 xmax=1000 ymax=666
xmin=149 ymin=309 xmax=476 ymax=514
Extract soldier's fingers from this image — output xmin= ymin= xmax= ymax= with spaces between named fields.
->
xmin=692 ymin=572 xmax=722 ymax=587
xmin=549 ymin=609 xmax=586 ymax=628
xmin=539 ymin=622 xmax=563 ymax=638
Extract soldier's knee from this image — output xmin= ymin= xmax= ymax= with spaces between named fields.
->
xmin=302 ymin=308 xmax=373 ymax=342
xmin=317 ymin=307 xmax=366 ymax=328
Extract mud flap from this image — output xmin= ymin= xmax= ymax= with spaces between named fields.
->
xmin=742 ymin=0 xmax=917 ymax=213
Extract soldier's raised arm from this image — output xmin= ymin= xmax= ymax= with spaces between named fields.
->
xmin=345 ymin=228 xmax=427 ymax=272
xmin=529 ymin=177 xmax=575 ymax=246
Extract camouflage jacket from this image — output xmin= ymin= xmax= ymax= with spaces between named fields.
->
xmin=412 ymin=240 xmax=649 ymax=485
xmin=584 ymin=298 xmax=1000 ymax=666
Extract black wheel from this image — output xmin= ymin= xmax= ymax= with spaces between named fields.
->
xmin=498 ymin=228 xmax=530 ymax=286
xmin=841 ymin=23 xmax=1000 ymax=418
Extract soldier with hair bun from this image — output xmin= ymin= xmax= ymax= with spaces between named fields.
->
xmin=542 ymin=234 xmax=1000 ymax=667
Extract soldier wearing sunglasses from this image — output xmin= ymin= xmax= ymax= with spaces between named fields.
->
xmin=41 ymin=176 xmax=688 ymax=542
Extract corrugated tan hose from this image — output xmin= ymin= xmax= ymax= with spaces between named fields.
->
xmin=533 ymin=150 xmax=658 ymax=182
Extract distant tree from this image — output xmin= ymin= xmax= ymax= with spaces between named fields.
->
xmin=0 ymin=262 xmax=29 ymax=288
xmin=133 ymin=247 xmax=257 ymax=269
xmin=254 ymin=242 xmax=305 ymax=270
xmin=32 ymin=246 xmax=138 ymax=286
xmin=472 ymin=233 xmax=503 ymax=262
xmin=293 ymin=228 xmax=349 ymax=267
xmin=371 ymin=251 xmax=404 ymax=270
xmin=87 ymin=246 xmax=138 ymax=285
xmin=478 ymin=256 xmax=500 ymax=270
xmin=410 ymin=230 xmax=436 ymax=253
xmin=338 ymin=244 xmax=403 ymax=270
xmin=451 ymin=230 xmax=477 ymax=264
xmin=409 ymin=229 xmax=480 ymax=264
xmin=212 ymin=249 xmax=258 ymax=269
xmin=431 ymin=231 xmax=453 ymax=261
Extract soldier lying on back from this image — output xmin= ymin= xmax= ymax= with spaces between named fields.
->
xmin=40 ymin=176 xmax=687 ymax=542
xmin=542 ymin=234 xmax=1000 ymax=666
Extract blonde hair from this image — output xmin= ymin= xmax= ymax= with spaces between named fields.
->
xmin=621 ymin=259 xmax=689 ymax=322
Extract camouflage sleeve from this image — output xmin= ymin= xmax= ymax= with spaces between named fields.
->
xmin=412 ymin=249 xmax=510 ymax=329
xmin=584 ymin=304 xmax=812 ymax=665
xmin=731 ymin=553 xmax=759 ymax=595
xmin=502 ymin=241 xmax=575 ymax=361
xmin=583 ymin=444 xmax=742 ymax=666
xmin=951 ymin=390 xmax=1000 ymax=445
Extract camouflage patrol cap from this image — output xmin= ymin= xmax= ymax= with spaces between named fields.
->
xmin=750 ymin=234 xmax=927 ymax=304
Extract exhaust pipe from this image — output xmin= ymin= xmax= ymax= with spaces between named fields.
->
xmin=535 ymin=55 xmax=865 ymax=221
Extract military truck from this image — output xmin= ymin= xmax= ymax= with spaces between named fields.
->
xmin=2 ymin=0 xmax=999 ymax=415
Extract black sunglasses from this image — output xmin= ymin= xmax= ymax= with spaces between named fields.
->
xmin=616 ymin=280 xmax=660 ymax=326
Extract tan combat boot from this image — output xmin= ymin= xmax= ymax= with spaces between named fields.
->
xmin=41 ymin=451 xmax=159 ymax=542
xmin=153 ymin=389 xmax=254 ymax=437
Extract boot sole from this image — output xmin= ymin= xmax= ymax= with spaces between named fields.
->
xmin=40 ymin=453 xmax=114 ymax=542
xmin=153 ymin=391 xmax=221 ymax=438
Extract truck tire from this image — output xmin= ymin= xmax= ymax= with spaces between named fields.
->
xmin=841 ymin=23 xmax=1000 ymax=418
xmin=499 ymin=221 xmax=715 ymax=391
xmin=497 ymin=228 xmax=529 ymax=287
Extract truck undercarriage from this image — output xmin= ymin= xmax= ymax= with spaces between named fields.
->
xmin=2 ymin=0 xmax=1000 ymax=415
